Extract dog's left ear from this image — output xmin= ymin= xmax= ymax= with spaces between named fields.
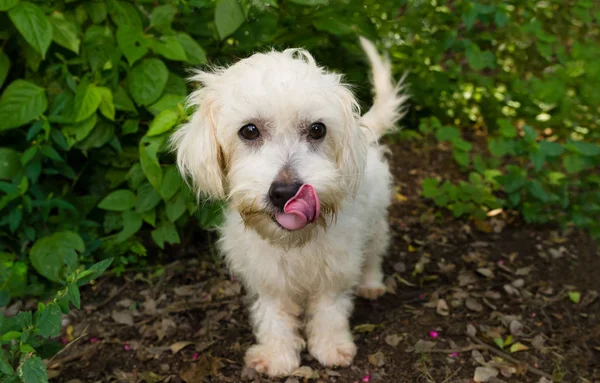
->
xmin=334 ymin=85 xmax=368 ymax=194
xmin=170 ymin=73 xmax=226 ymax=200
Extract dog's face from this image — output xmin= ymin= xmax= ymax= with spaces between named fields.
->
xmin=172 ymin=49 xmax=368 ymax=247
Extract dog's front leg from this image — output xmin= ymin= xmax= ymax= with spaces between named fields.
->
xmin=244 ymin=294 xmax=304 ymax=377
xmin=306 ymin=290 xmax=357 ymax=368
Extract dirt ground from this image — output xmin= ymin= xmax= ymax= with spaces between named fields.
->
xmin=36 ymin=139 xmax=599 ymax=383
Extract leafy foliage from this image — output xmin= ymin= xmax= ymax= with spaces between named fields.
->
xmin=0 ymin=256 xmax=112 ymax=383
xmin=0 ymin=0 xmax=599 ymax=308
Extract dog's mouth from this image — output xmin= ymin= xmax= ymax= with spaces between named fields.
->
xmin=273 ymin=184 xmax=320 ymax=231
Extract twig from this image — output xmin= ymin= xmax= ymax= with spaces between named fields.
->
xmin=441 ymin=367 xmax=462 ymax=383
xmin=421 ymin=344 xmax=488 ymax=354
xmin=47 ymin=342 xmax=99 ymax=368
xmin=466 ymin=333 xmax=553 ymax=380
xmin=46 ymin=325 xmax=89 ymax=365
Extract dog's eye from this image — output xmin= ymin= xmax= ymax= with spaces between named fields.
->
xmin=308 ymin=122 xmax=326 ymax=140
xmin=239 ymin=124 xmax=260 ymax=140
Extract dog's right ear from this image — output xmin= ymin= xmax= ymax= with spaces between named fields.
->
xmin=170 ymin=72 xmax=226 ymax=200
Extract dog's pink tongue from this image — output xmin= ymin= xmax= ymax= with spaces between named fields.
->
xmin=275 ymin=184 xmax=320 ymax=231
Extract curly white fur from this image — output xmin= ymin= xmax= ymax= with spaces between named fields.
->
xmin=171 ymin=37 xmax=406 ymax=377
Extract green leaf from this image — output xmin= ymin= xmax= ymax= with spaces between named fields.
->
xmin=77 ymin=258 xmax=113 ymax=286
xmin=0 ymin=0 xmax=19 ymax=11
xmin=0 ymin=80 xmax=48 ymax=131
xmin=68 ymin=284 xmax=80 ymax=309
xmin=539 ymin=141 xmax=564 ymax=157
xmin=29 ymin=231 xmax=83 ymax=282
xmin=114 ymin=86 xmax=137 ymax=112
xmin=530 ymin=148 xmax=545 ymax=171
xmin=151 ymin=4 xmax=177 ymax=27
xmin=497 ymin=119 xmax=517 ymax=138
xmin=50 ymin=12 xmax=81 ymax=53
xmin=151 ymin=221 xmax=180 ymax=249
xmin=148 ymin=94 xmax=185 ymax=116
xmin=38 ymin=303 xmax=62 ymax=338
xmin=563 ymin=154 xmax=586 ymax=174
xmin=569 ymin=141 xmax=600 ymax=157
xmin=0 ymin=351 xmax=13 ymax=375
xmin=422 ymin=178 xmax=440 ymax=198
xmin=107 ymin=0 xmax=142 ymax=30
xmin=174 ymin=33 xmax=207 ymax=65
xmin=494 ymin=10 xmax=508 ymax=27
xmin=8 ymin=2 xmax=52 ymax=58
xmin=61 ymin=114 xmax=97 ymax=148
xmin=435 ymin=126 xmax=460 ymax=142
xmin=215 ymin=0 xmax=245 ymax=39
xmin=453 ymin=149 xmax=470 ymax=167
xmin=313 ymin=17 xmax=354 ymax=36
xmin=159 ymin=166 xmax=182 ymax=200
xmin=115 ymin=210 xmax=143 ymax=243
xmin=150 ymin=36 xmax=187 ymax=62
xmin=568 ymin=291 xmax=581 ymax=304
xmin=18 ymin=355 xmax=48 ymax=383
xmin=547 ymin=171 xmax=566 ymax=185
xmin=166 ymin=192 xmax=186 ymax=222
xmin=122 ymin=118 xmax=139 ymax=135
xmin=73 ymin=83 xmax=102 ymax=123
xmin=0 ymin=51 xmax=10 ymax=88
xmin=128 ymin=58 xmax=168 ymax=106
xmin=0 ymin=148 xmax=22 ymax=180
xmin=75 ymin=120 xmax=114 ymax=151
xmin=116 ymin=25 xmax=148 ymax=66
xmin=289 ymin=0 xmax=328 ymax=4
xmin=147 ymin=109 xmax=179 ymax=137
xmin=135 ymin=183 xmax=162 ymax=213
xmin=528 ymin=180 xmax=550 ymax=202
xmin=85 ymin=1 xmax=107 ymax=24
xmin=139 ymin=140 xmax=163 ymax=190
xmin=97 ymin=87 xmax=115 ymax=121
xmin=1 ymin=331 xmax=22 ymax=341
xmin=98 ymin=189 xmax=136 ymax=211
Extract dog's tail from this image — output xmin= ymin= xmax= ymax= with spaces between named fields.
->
xmin=359 ymin=37 xmax=408 ymax=143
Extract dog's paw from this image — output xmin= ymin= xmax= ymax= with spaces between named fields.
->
xmin=356 ymin=282 xmax=386 ymax=300
xmin=309 ymin=338 xmax=357 ymax=368
xmin=244 ymin=344 xmax=300 ymax=377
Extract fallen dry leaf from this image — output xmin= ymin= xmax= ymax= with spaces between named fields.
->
xmin=291 ymin=366 xmax=319 ymax=379
xmin=384 ymin=334 xmax=403 ymax=347
xmin=413 ymin=339 xmax=436 ymax=352
xmin=466 ymin=297 xmax=484 ymax=312
xmin=111 ymin=310 xmax=134 ymax=326
xmin=368 ymin=351 xmax=386 ymax=367
xmin=436 ymin=299 xmax=450 ymax=316
xmin=181 ymin=354 xmax=223 ymax=383
xmin=466 ymin=324 xmax=477 ymax=337
xmin=353 ymin=323 xmax=383 ymax=333
xmin=509 ymin=342 xmax=529 ymax=353
xmin=477 ymin=268 xmax=495 ymax=278
xmin=509 ymin=320 xmax=523 ymax=336
xmin=474 ymin=366 xmax=499 ymax=382
xmin=170 ymin=341 xmax=194 ymax=354
xmin=139 ymin=371 xmax=163 ymax=383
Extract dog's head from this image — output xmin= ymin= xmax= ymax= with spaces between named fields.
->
xmin=171 ymin=48 xmax=368 ymax=247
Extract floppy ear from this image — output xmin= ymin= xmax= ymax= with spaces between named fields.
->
xmin=334 ymin=85 xmax=368 ymax=194
xmin=170 ymin=77 xmax=226 ymax=200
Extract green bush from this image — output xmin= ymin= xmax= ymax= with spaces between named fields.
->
xmin=0 ymin=257 xmax=112 ymax=383
xmin=0 ymin=0 xmax=599 ymax=307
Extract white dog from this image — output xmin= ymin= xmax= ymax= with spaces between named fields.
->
xmin=171 ymin=37 xmax=407 ymax=377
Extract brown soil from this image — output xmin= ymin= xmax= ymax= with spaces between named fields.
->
xmin=49 ymin=139 xmax=599 ymax=383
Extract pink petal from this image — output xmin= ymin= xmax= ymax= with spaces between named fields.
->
xmin=449 ymin=352 xmax=459 ymax=357
xmin=361 ymin=375 xmax=371 ymax=382
xmin=192 ymin=353 xmax=199 ymax=360
xmin=61 ymin=337 xmax=69 ymax=344
xmin=531 ymin=312 xmax=537 ymax=318
xmin=429 ymin=330 xmax=439 ymax=338
xmin=497 ymin=260 xmax=505 ymax=265
xmin=418 ymin=293 xmax=425 ymax=300
xmin=124 ymin=344 xmax=131 ymax=351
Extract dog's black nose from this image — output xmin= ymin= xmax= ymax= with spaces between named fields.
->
xmin=269 ymin=182 xmax=301 ymax=210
